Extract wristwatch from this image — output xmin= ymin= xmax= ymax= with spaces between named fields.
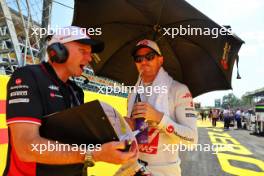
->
xmin=84 ymin=150 xmax=95 ymax=167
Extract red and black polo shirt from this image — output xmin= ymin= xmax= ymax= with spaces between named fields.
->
xmin=4 ymin=62 xmax=84 ymax=176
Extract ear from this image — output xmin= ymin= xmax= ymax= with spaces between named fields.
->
xmin=63 ymin=42 xmax=70 ymax=51
xmin=158 ymin=56 xmax=164 ymax=65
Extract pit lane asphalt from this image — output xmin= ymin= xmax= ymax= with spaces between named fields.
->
xmin=180 ymin=119 xmax=264 ymax=176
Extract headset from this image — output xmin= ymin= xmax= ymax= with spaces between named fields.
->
xmin=47 ymin=43 xmax=69 ymax=63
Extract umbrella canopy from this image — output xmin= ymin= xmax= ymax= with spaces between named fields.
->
xmin=72 ymin=0 xmax=244 ymax=97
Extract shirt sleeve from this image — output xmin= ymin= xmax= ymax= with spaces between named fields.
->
xmin=157 ymin=84 xmax=198 ymax=145
xmin=6 ymin=67 xmax=43 ymax=125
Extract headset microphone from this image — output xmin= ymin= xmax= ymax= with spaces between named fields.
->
xmin=80 ymin=75 xmax=90 ymax=84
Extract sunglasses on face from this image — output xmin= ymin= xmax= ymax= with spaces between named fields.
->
xmin=133 ymin=51 xmax=157 ymax=63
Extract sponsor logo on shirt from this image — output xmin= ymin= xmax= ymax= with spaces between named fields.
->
xmin=10 ymin=91 xmax=28 ymax=97
xmin=48 ymin=85 xmax=59 ymax=91
xmin=15 ymin=78 xmax=22 ymax=85
xmin=186 ymin=113 xmax=196 ymax=118
xmin=174 ymin=131 xmax=194 ymax=142
xmin=185 ymin=108 xmax=195 ymax=111
xmin=166 ymin=124 xmax=174 ymax=134
xmin=139 ymin=145 xmax=158 ymax=154
xmin=10 ymin=85 xmax=29 ymax=90
xmin=50 ymin=92 xmax=63 ymax=98
xmin=139 ymin=128 xmax=159 ymax=154
xmin=9 ymin=98 xmax=30 ymax=104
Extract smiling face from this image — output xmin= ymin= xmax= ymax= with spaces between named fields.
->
xmin=134 ymin=47 xmax=163 ymax=83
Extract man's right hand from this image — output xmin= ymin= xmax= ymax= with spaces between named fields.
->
xmin=92 ymin=141 xmax=138 ymax=165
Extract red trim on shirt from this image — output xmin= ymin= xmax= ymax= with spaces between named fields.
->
xmin=7 ymin=117 xmax=41 ymax=125
xmin=0 ymin=128 xmax=8 ymax=144
xmin=0 ymin=100 xmax=6 ymax=114
xmin=7 ymin=138 xmax=36 ymax=176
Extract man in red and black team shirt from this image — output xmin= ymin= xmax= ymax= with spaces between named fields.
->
xmin=4 ymin=26 xmax=137 ymax=176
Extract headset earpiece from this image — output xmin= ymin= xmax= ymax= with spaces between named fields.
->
xmin=47 ymin=43 xmax=69 ymax=63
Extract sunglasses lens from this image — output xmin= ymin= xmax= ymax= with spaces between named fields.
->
xmin=145 ymin=52 xmax=156 ymax=61
xmin=134 ymin=52 xmax=156 ymax=63
xmin=134 ymin=56 xmax=143 ymax=63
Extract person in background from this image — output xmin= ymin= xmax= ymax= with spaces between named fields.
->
xmin=200 ymin=111 xmax=205 ymax=121
xmin=212 ymin=109 xmax=218 ymax=127
xmin=235 ymin=108 xmax=242 ymax=129
xmin=223 ymin=108 xmax=230 ymax=130
xmin=208 ymin=109 xmax=213 ymax=122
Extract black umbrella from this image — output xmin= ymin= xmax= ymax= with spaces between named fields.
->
xmin=72 ymin=0 xmax=244 ymax=97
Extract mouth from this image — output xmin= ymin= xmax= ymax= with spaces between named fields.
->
xmin=141 ymin=65 xmax=151 ymax=70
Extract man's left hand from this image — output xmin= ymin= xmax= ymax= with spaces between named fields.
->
xmin=132 ymin=102 xmax=163 ymax=123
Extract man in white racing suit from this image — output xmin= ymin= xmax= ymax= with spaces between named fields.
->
xmin=126 ymin=39 xmax=198 ymax=176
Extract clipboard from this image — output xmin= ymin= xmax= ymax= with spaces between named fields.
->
xmin=39 ymin=100 xmax=119 ymax=145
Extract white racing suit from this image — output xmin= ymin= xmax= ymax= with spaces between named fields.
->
xmin=126 ymin=67 xmax=198 ymax=176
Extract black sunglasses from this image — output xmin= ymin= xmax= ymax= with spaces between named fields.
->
xmin=133 ymin=51 xmax=157 ymax=63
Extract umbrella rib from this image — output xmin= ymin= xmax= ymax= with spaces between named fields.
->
xmin=155 ymin=0 xmax=166 ymax=25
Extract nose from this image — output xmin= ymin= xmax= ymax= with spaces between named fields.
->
xmin=141 ymin=58 xmax=148 ymax=65
xmin=87 ymin=55 xmax=92 ymax=63
xmin=84 ymin=53 xmax=92 ymax=63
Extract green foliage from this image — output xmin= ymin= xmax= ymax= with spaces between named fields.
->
xmin=221 ymin=93 xmax=253 ymax=109
xmin=221 ymin=93 xmax=248 ymax=109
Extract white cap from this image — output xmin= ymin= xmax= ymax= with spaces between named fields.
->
xmin=132 ymin=39 xmax=162 ymax=56
xmin=48 ymin=26 xmax=104 ymax=53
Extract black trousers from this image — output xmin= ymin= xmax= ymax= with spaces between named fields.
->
xmin=224 ymin=118 xmax=230 ymax=129
xmin=237 ymin=118 xmax=242 ymax=129
xmin=212 ymin=118 xmax=217 ymax=126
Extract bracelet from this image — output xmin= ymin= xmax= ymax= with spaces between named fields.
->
xmin=84 ymin=150 xmax=95 ymax=167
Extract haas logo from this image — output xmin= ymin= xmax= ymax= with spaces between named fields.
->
xmin=138 ymin=39 xmax=149 ymax=46
xmin=15 ymin=78 xmax=22 ymax=85
xmin=139 ymin=145 xmax=158 ymax=154
xmin=139 ymin=128 xmax=159 ymax=154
